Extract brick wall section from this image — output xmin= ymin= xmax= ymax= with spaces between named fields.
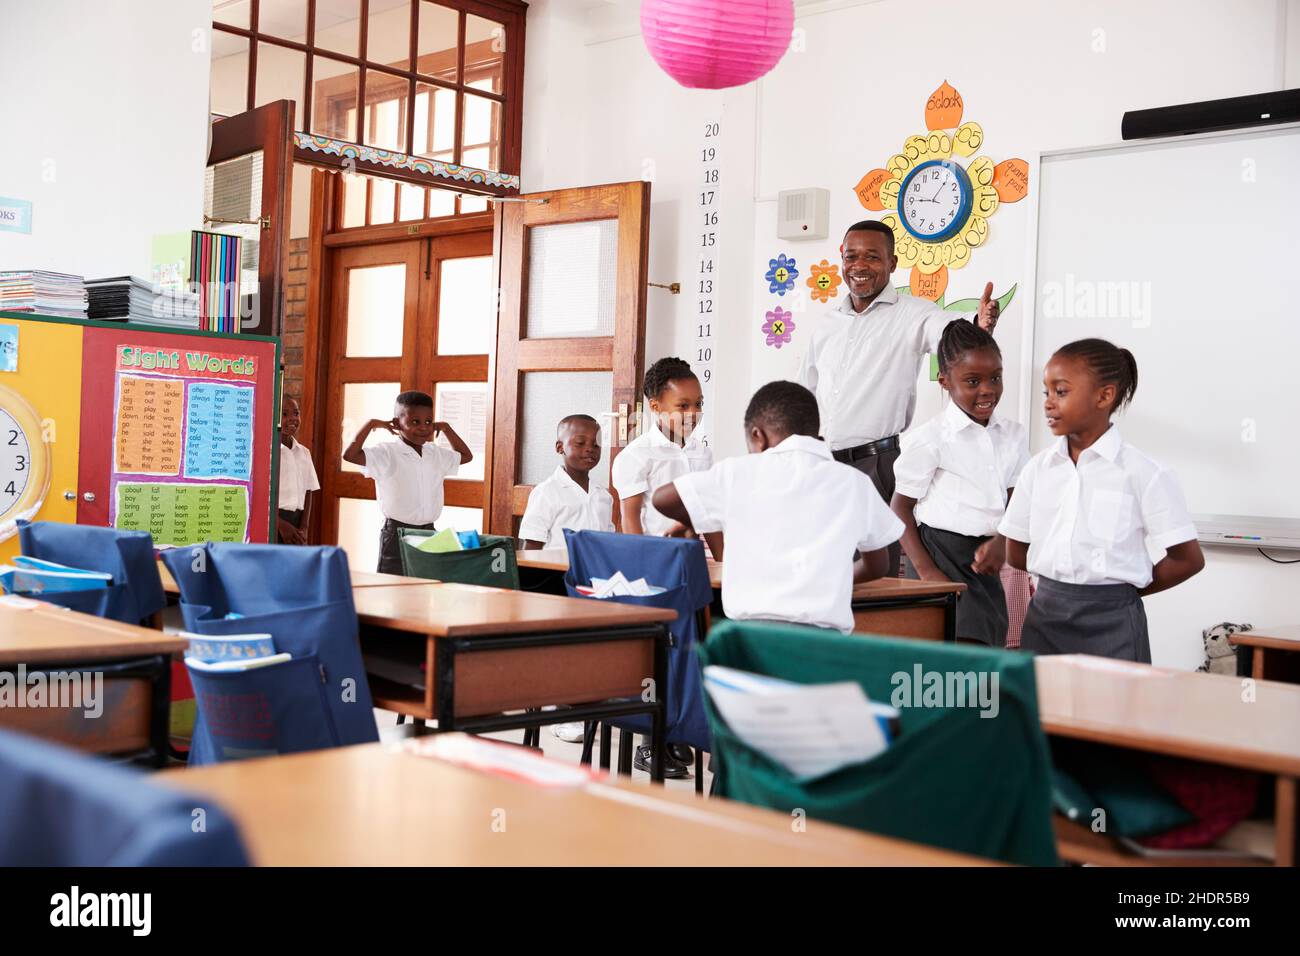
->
xmin=282 ymin=237 xmax=309 ymax=401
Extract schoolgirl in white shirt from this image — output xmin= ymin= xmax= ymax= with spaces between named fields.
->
xmin=891 ymin=320 xmax=1027 ymax=646
xmin=998 ymin=339 xmax=1205 ymax=662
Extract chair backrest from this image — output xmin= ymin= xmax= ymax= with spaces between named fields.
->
xmin=562 ymin=530 xmax=714 ymax=748
xmin=17 ymin=520 xmax=165 ymax=626
xmin=698 ymin=620 xmax=1059 ymax=866
xmin=398 ymin=529 xmax=520 ymax=589
xmin=0 ymin=728 xmax=249 ymax=866
xmin=186 ymin=656 xmax=342 ymax=762
xmin=160 ymin=543 xmax=378 ymax=765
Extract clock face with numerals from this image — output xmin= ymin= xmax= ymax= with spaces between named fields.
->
xmin=0 ymin=384 xmax=50 ymax=542
xmin=899 ymin=159 xmax=973 ymax=243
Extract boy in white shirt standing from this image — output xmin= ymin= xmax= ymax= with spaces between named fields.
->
xmin=519 ymin=414 xmax=614 ymax=550
xmin=653 ymin=381 xmax=903 ymax=633
xmin=342 ymin=390 xmax=473 ymax=574
xmin=519 ymin=413 xmax=615 ymax=744
xmin=277 ymin=395 xmax=320 ymax=544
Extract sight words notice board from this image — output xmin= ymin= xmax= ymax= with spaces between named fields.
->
xmin=78 ymin=324 xmax=280 ymax=546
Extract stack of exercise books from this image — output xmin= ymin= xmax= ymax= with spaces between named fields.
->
xmin=0 ymin=270 xmax=87 ymax=318
xmin=84 ymin=275 xmax=200 ymax=327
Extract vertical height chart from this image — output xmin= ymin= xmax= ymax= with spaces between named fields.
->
xmin=694 ymin=119 xmax=721 ymax=449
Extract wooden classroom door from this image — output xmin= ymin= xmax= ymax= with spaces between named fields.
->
xmin=488 ymin=181 xmax=651 ymax=535
xmin=318 ymin=231 xmax=495 ymax=570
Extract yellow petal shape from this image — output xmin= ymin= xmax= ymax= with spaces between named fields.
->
xmin=974 ymin=184 xmax=1000 ymax=217
xmin=945 ymin=237 xmax=971 ymax=270
xmin=879 ymin=178 xmax=900 ymax=209
xmin=895 ymin=234 xmax=920 ymax=268
xmin=904 ymin=135 xmax=927 ymax=164
xmin=967 ymin=156 xmax=996 ymax=188
xmin=916 ymin=243 xmax=945 ymax=275
xmin=887 ymin=153 xmax=912 ymax=179
xmin=925 ymin=80 xmax=964 ymax=130
xmin=952 ymin=122 xmax=984 ymax=158
xmin=963 ymin=216 xmax=989 ymax=248
xmin=926 ymin=131 xmax=953 ymax=159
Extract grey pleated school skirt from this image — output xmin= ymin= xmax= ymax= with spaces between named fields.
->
xmin=905 ymin=524 xmax=1008 ymax=647
xmin=1021 ymin=576 xmax=1151 ymax=663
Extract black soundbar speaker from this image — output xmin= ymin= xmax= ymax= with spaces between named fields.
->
xmin=1122 ymin=88 xmax=1300 ymax=140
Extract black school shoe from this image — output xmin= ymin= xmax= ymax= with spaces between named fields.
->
xmin=668 ymin=743 xmax=694 ymax=765
xmin=634 ymin=745 xmax=691 ymax=779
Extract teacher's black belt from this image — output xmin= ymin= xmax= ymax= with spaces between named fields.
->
xmin=831 ymin=435 xmax=900 ymax=463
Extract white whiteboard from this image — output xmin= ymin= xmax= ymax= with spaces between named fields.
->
xmin=1028 ymin=123 xmax=1300 ymax=547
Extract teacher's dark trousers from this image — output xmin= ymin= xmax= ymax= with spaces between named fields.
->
xmin=844 ymin=446 xmax=902 ymax=576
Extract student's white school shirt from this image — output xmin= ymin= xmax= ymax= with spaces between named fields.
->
xmin=277 ymin=440 xmax=320 ymax=511
xmin=997 ymin=425 xmax=1197 ymax=588
xmin=674 ymin=435 xmax=905 ymax=633
xmin=797 ymin=285 xmax=965 ymax=450
xmin=610 ymin=425 xmax=712 ymax=536
xmin=361 ymin=440 xmax=461 ymax=525
xmin=518 ymin=465 xmax=615 ymax=549
xmin=893 ymin=401 xmax=1028 ymax=537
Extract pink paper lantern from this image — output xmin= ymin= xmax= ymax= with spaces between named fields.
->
xmin=641 ymin=0 xmax=795 ymax=90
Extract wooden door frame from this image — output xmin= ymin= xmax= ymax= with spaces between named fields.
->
xmin=303 ymin=171 xmax=497 ymax=545
xmin=487 ymin=180 xmax=651 ymax=536
xmin=208 ymin=99 xmax=295 ymax=337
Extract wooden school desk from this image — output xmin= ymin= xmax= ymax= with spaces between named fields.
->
xmin=1035 ymin=655 xmax=1300 ymax=867
xmin=1230 ymin=626 xmax=1300 ymax=684
xmin=0 ymin=600 xmax=183 ymax=764
xmin=160 ymin=738 xmax=993 ymax=866
xmin=516 ymin=548 xmax=965 ymax=641
xmin=352 ymin=583 xmax=677 ymax=780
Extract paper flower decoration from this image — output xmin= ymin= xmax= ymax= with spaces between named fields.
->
xmin=806 ymin=260 xmax=842 ymax=302
xmin=641 ymin=0 xmax=795 ymax=90
xmin=852 ymin=80 xmax=1029 ymax=302
xmin=765 ymin=254 xmax=798 ymax=295
xmin=762 ymin=308 xmax=794 ymax=348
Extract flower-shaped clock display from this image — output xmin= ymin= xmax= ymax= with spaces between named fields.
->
xmin=854 ymin=81 xmax=1029 ymax=302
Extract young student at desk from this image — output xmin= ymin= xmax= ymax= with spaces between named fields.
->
xmin=999 ymin=339 xmax=1205 ymax=661
xmin=519 ymin=414 xmax=614 ymax=550
xmin=652 ymin=381 xmax=903 ymax=633
xmin=611 ymin=356 xmax=722 ymax=558
xmin=342 ymin=390 xmax=473 ymax=574
xmin=890 ymin=321 xmax=1027 ymax=646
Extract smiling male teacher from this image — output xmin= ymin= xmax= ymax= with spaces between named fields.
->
xmin=797 ymin=220 xmax=1001 ymax=572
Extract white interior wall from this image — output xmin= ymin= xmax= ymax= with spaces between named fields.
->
xmin=0 ymin=0 xmax=212 ymax=278
xmin=525 ymin=0 xmax=1300 ymax=669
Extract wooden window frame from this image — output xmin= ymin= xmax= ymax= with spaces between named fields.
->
xmin=213 ymin=0 xmax=524 ymax=180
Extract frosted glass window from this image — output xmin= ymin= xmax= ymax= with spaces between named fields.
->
xmin=337 ymin=497 xmax=383 ymax=571
xmin=341 ymin=382 xmax=400 ymax=473
xmin=399 ymin=183 xmax=425 ymax=221
xmin=370 ymin=178 xmax=396 ymax=224
xmin=438 ymin=506 xmax=483 ymax=534
xmin=341 ymin=173 xmax=367 ymax=228
xmin=459 ymin=193 xmax=489 ymax=214
xmin=519 ymin=372 xmax=612 ymax=487
xmin=345 ymin=264 xmax=405 ymax=356
xmin=435 ymin=382 xmax=487 ymax=481
xmin=437 ymin=257 xmax=494 ymax=355
xmin=525 ymin=221 xmax=618 ymax=339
